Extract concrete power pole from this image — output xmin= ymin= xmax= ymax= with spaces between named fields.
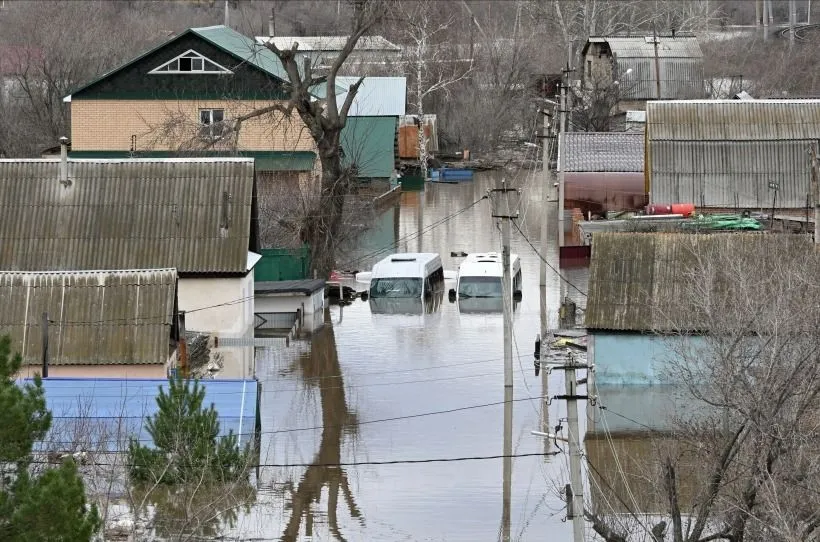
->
xmin=558 ymin=65 xmax=573 ymax=248
xmin=552 ymin=352 xmax=587 ymax=542
xmin=790 ymin=0 xmax=797 ymax=49
xmin=490 ymin=181 xmax=520 ymax=542
xmin=223 ymin=0 xmax=230 ymax=27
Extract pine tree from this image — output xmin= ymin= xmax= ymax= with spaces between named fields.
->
xmin=128 ymin=376 xmax=251 ymax=485
xmin=0 ymin=334 xmax=101 ymax=542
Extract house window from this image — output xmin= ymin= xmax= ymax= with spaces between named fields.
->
xmin=199 ymin=108 xmax=226 ymax=140
xmin=149 ymin=50 xmax=233 ymax=74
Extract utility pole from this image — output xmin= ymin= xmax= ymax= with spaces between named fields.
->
xmin=651 ymin=27 xmax=662 ymax=100
xmin=811 ymin=142 xmax=819 ymax=243
xmin=490 ymin=181 xmax=520 ymax=542
xmin=223 ymin=0 xmax=230 ymax=27
xmin=553 ymin=352 xmax=587 ymax=542
xmin=558 ymin=64 xmax=574 ymax=248
xmin=763 ymin=0 xmax=770 ymax=39
xmin=41 ymin=312 xmax=49 ymax=378
xmin=790 ymin=0 xmax=797 ymax=50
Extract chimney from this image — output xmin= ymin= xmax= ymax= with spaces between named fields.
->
xmin=59 ymin=136 xmax=71 ymax=187
xmin=268 ymin=7 xmax=275 ymax=37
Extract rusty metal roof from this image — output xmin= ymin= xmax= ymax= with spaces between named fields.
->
xmin=559 ymin=132 xmax=644 ymax=172
xmin=0 ymin=269 xmax=176 ymax=366
xmin=585 ymin=232 xmax=813 ymax=331
xmin=646 ymin=100 xmax=820 ymax=140
xmin=0 ymin=158 xmax=255 ymax=275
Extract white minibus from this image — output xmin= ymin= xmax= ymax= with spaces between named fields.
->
xmin=367 ymin=253 xmax=445 ymax=299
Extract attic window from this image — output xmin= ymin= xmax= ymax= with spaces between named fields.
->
xmin=149 ymin=50 xmax=233 ymax=74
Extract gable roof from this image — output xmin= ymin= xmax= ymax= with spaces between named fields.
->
xmin=255 ymin=35 xmax=401 ymax=52
xmin=1 ymin=269 xmax=176 ymax=366
xmin=65 ymin=25 xmax=328 ymax=101
xmin=558 ymin=132 xmax=644 ymax=172
xmin=336 ymin=76 xmax=406 ymax=116
xmin=28 ymin=378 xmax=257 ymax=452
xmin=584 ymin=34 xmax=703 ymax=59
xmin=0 ymin=157 xmax=255 ymax=275
xmin=585 ymin=232 xmax=813 ymax=331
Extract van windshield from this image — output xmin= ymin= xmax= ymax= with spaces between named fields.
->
xmin=370 ymin=278 xmax=423 ymax=298
xmin=458 ymin=276 xmax=503 ymax=298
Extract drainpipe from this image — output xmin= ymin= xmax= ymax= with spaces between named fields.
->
xmin=59 ymin=137 xmax=71 ymax=187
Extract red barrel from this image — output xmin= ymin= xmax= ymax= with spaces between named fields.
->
xmin=671 ymin=203 xmax=695 ymax=217
xmin=645 ymin=204 xmax=673 ymax=215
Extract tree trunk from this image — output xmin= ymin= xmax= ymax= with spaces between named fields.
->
xmin=307 ymin=137 xmax=349 ymax=278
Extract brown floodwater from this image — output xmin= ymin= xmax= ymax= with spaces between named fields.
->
xmin=243 ymin=169 xmax=591 ymax=541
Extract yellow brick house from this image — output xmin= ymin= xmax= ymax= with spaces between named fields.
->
xmin=64 ymin=25 xmax=320 ymax=186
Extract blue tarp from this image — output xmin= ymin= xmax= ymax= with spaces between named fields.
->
xmin=18 ymin=378 xmax=258 ymax=452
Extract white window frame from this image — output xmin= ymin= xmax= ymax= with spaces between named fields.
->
xmin=198 ymin=108 xmax=227 ymax=140
xmin=149 ymin=49 xmax=233 ymax=75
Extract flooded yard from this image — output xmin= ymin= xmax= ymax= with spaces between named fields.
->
xmin=246 ymin=170 xmax=591 ymax=541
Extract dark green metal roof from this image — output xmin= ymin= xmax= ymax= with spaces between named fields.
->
xmin=69 ymin=150 xmax=315 ymax=172
xmin=66 ymin=25 xmax=330 ymax=100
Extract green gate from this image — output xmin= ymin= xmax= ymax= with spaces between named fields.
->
xmin=254 ymin=245 xmax=311 ymax=282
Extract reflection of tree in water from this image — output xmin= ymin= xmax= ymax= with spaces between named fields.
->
xmin=135 ymin=481 xmax=256 ymax=541
xmin=281 ymin=310 xmax=362 ymax=542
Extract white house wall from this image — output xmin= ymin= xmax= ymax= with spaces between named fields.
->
xmin=178 ymin=274 xmax=255 ymax=378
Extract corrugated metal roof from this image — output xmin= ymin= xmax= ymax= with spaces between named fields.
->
xmin=26 ymin=378 xmax=258 ymax=452
xmin=597 ymin=36 xmax=703 ymax=59
xmin=0 ymin=158 xmax=255 ymax=275
xmin=336 ymin=76 xmax=406 ymax=116
xmin=649 ymin=140 xmax=812 ymax=207
xmin=559 ymin=132 xmax=644 ymax=172
xmin=0 ymin=269 xmax=176 ymax=365
xmin=341 ymin=116 xmax=397 ymax=179
xmin=585 ymin=232 xmax=812 ymax=331
xmin=255 ymin=35 xmax=401 ymax=52
xmin=646 ymin=100 xmax=820 ymax=140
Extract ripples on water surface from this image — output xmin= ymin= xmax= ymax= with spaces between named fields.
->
xmin=238 ymin=171 xmax=591 ymax=541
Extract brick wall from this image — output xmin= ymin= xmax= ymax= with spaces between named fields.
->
xmin=70 ymin=99 xmax=316 ymax=153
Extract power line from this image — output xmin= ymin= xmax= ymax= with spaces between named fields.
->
xmin=26 ymin=451 xmax=559 ymax=469
xmin=336 ymin=195 xmax=488 ymax=270
xmin=511 ymin=219 xmax=588 ymax=297
xmin=34 ymin=394 xmax=550 ymax=446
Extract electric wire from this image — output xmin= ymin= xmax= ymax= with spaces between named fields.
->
xmin=24 ymin=451 xmax=559 ymax=469
xmin=31 ymin=394 xmax=550 ymax=446
xmin=512 ymin=219 xmax=588 ymax=297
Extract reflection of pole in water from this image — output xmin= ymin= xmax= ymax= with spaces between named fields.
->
xmin=417 ymin=187 xmax=424 ymax=253
xmin=501 ymin=386 xmax=513 ymax=542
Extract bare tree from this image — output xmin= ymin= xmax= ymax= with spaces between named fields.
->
xmin=243 ymin=0 xmax=390 ymax=277
xmin=588 ymin=234 xmax=820 ymax=542
xmin=396 ymin=0 xmax=473 ymax=178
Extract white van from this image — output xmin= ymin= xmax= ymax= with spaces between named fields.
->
xmin=368 ymin=253 xmax=445 ymax=299
xmin=451 ymin=252 xmax=522 ymax=300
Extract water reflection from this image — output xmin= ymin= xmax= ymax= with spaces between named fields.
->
xmin=279 ymin=311 xmax=362 ymax=542
xmin=369 ymin=290 xmax=444 ymax=314
xmin=256 ymin=170 xmax=589 ymax=541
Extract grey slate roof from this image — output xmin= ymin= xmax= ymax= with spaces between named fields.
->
xmin=558 ymin=132 xmax=645 ymax=172
xmin=0 ymin=158 xmax=255 ymax=275
xmin=0 ymin=269 xmax=176 ymax=366
xmin=584 ymin=233 xmax=812 ymax=331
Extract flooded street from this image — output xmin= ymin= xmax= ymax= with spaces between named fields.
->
xmin=249 ymin=170 xmax=591 ymax=541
